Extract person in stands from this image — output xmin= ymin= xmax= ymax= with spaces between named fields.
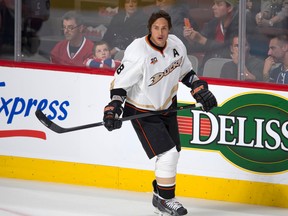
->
xmin=102 ymin=0 xmax=148 ymax=56
xmin=255 ymin=0 xmax=288 ymax=29
xmin=50 ymin=11 xmax=93 ymax=66
xmin=84 ymin=41 xmax=121 ymax=69
xmin=220 ymin=34 xmax=264 ymax=81
xmin=263 ymin=34 xmax=288 ymax=84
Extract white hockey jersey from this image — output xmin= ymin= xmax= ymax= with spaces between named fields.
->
xmin=111 ymin=34 xmax=193 ymax=111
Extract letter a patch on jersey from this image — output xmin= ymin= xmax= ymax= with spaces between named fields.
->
xmin=173 ymin=49 xmax=179 ymax=57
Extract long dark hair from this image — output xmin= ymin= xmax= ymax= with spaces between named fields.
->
xmin=147 ymin=10 xmax=172 ymax=33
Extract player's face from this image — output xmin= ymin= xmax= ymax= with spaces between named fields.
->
xmin=212 ymin=1 xmax=232 ymax=18
xmin=268 ymin=38 xmax=287 ymax=63
xmin=62 ymin=19 xmax=82 ymax=41
xmin=150 ymin=17 xmax=169 ymax=47
xmin=94 ymin=44 xmax=111 ymax=60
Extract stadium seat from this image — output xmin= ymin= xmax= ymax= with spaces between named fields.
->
xmin=202 ymin=58 xmax=232 ymax=78
xmin=187 ymin=55 xmax=199 ymax=72
xmin=114 ymin=50 xmax=125 ymax=61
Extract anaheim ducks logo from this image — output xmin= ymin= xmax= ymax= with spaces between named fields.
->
xmin=149 ymin=57 xmax=183 ymax=86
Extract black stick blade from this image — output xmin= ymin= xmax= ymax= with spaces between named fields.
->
xmin=35 ymin=110 xmax=66 ymax=133
xmin=35 ymin=110 xmax=53 ymax=128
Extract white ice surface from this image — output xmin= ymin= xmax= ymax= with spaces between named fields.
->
xmin=0 ymin=178 xmax=287 ymax=216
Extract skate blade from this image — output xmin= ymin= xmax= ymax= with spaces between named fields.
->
xmin=154 ymin=207 xmax=160 ymax=214
xmin=158 ymin=211 xmax=175 ymax=216
xmin=159 ymin=212 xmax=173 ymax=216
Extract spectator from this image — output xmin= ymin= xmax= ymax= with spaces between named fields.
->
xmin=263 ymin=34 xmax=288 ymax=84
xmin=183 ymin=0 xmax=256 ymax=75
xmin=246 ymin=0 xmax=253 ymax=12
xmin=220 ymin=34 xmax=264 ymax=81
xmin=0 ymin=0 xmax=15 ymax=56
xmin=246 ymin=0 xmax=260 ymax=24
xmin=0 ymin=0 xmax=49 ymax=57
xmin=50 ymin=11 xmax=94 ymax=66
xmin=255 ymin=0 xmax=288 ymax=29
xmin=183 ymin=0 xmax=239 ymax=75
xmin=84 ymin=41 xmax=121 ymax=69
xmin=245 ymin=0 xmax=269 ymax=59
xmin=102 ymin=0 xmax=148 ymax=56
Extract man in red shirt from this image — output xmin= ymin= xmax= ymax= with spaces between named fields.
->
xmin=50 ymin=11 xmax=93 ymax=66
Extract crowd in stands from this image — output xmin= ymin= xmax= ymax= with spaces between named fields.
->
xmin=0 ymin=0 xmax=287 ymax=84
xmin=0 ymin=0 xmax=50 ymax=57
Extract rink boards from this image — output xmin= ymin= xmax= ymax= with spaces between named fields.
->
xmin=0 ymin=63 xmax=288 ymax=208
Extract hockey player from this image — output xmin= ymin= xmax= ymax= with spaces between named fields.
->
xmin=103 ymin=10 xmax=217 ymax=216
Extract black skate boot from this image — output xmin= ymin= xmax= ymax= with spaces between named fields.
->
xmin=157 ymin=196 xmax=188 ymax=216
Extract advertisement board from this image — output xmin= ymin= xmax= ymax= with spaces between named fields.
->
xmin=1 ymin=64 xmax=288 ymax=207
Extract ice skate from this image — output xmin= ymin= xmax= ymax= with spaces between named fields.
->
xmin=153 ymin=191 xmax=160 ymax=214
xmin=157 ymin=196 xmax=187 ymax=216
xmin=152 ymin=180 xmax=160 ymax=214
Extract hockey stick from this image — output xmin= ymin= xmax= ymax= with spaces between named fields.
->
xmin=35 ymin=103 xmax=202 ymax=134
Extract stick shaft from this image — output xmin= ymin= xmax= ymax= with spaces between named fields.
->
xmin=35 ymin=103 xmax=202 ymax=133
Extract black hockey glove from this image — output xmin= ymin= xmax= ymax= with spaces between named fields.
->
xmin=103 ymin=100 xmax=123 ymax=131
xmin=191 ymin=80 xmax=217 ymax=112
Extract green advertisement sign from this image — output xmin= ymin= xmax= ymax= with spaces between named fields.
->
xmin=179 ymin=92 xmax=288 ymax=174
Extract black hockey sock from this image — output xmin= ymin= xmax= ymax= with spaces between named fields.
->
xmin=152 ymin=179 xmax=158 ymax=193
xmin=157 ymin=184 xmax=175 ymax=199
